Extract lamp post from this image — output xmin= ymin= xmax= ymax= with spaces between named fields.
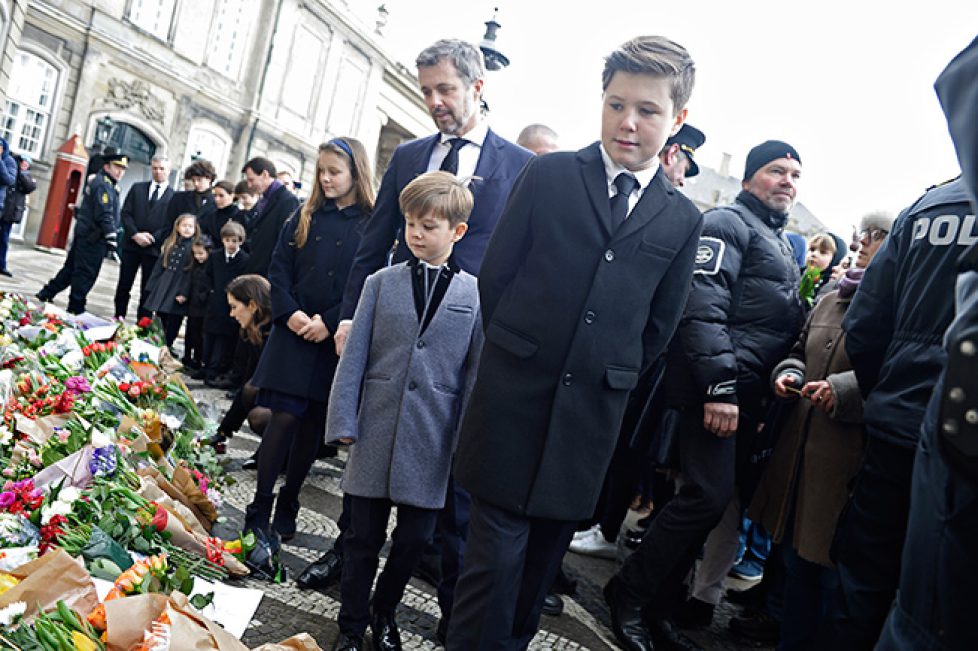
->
xmin=93 ymin=115 xmax=114 ymax=152
xmin=479 ymin=8 xmax=509 ymax=71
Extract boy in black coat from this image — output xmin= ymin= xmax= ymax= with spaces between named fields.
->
xmin=447 ymin=36 xmax=703 ymax=650
xmin=203 ymin=221 xmax=250 ymax=385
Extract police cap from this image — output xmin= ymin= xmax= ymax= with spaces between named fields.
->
xmin=666 ymin=124 xmax=706 ymax=178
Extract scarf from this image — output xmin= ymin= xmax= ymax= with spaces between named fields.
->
xmin=736 ymin=190 xmax=790 ymax=231
xmin=837 ymin=266 xmax=866 ymax=298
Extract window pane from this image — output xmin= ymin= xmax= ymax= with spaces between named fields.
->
xmin=207 ymin=0 xmax=256 ymax=78
xmin=130 ymin=0 xmax=176 ymax=39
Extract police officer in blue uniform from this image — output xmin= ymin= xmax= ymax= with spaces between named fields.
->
xmin=832 ymin=174 xmax=974 ymax=649
xmin=38 ymin=150 xmax=128 ymax=314
xmin=875 ymin=34 xmax=978 ymax=651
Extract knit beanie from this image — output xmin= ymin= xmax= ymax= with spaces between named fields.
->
xmin=744 ymin=140 xmax=801 ymax=181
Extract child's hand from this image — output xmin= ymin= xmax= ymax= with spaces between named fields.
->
xmin=298 ymin=314 xmax=330 ymax=343
xmin=287 ymin=310 xmax=312 ymax=334
xmin=175 ymin=295 xmax=187 ymax=304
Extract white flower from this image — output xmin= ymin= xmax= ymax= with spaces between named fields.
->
xmin=41 ymin=499 xmax=72 ymax=525
xmin=0 ymin=424 xmax=12 ymax=446
xmin=0 ymin=601 xmax=27 ymax=626
xmin=91 ymin=429 xmax=114 ymax=448
xmin=59 ymin=486 xmax=82 ymax=503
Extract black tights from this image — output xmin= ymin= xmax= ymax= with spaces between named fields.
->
xmin=250 ymin=404 xmax=326 ymax=532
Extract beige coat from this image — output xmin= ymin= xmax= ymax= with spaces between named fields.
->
xmin=749 ymin=291 xmax=866 ymax=567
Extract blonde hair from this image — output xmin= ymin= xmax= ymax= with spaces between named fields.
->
xmin=294 ymin=138 xmax=375 ymax=249
xmin=399 ymin=171 xmax=474 ymax=226
xmin=161 ymin=214 xmax=200 ymax=269
xmin=807 ymin=233 xmax=837 ymax=255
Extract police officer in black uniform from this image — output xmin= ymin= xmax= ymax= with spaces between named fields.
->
xmin=38 ymin=150 xmax=128 ymax=314
xmin=874 ymin=34 xmax=978 ymax=651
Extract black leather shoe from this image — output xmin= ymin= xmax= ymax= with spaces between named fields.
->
xmin=330 ymin=632 xmax=363 ymax=651
xmin=541 ymin=593 xmax=564 ymax=616
xmin=728 ymin=608 xmax=780 ymax=644
xmin=646 ymin=617 xmax=702 ymax=651
xmin=370 ymin=612 xmax=402 ymax=651
xmin=242 ymin=455 xmax=258 ymax=470
xmin=296 ymin=548 xmax=343 ymax=589
xmin=673 ymin=597 xmax=714 ymax=630
xmin=603 ymin=577 xmax=654 ymax=651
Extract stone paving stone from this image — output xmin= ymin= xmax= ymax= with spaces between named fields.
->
xmin=2 ymin=241 xmax=773 ymax=650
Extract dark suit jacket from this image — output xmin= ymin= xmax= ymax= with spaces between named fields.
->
xmin=339 ymin=128 xmax=533 ymax=320
xmin=121 ymin=182 xmax=175 ymax=255
xmin=454 ymin=143 xmax=704 ymax=521
xmin=244 ymin=184 xmax=300 ymax=277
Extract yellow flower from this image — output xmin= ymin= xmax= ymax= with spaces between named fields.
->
xmin=72 ymin=630 xmax=98 ymax=651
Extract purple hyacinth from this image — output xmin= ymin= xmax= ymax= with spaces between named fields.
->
xmin=64 ymin=376 xmax=92 ymax=394
xmin=88 ymin=446 xmax=118 ymax=477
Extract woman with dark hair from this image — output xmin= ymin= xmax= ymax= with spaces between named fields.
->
xmin=166 ymin=159 xmax=217 ymax=246
xmin=209 ymin=274 xmax=274 ymax=453
xmin=243 ymin=137 xmax=375 ymax=567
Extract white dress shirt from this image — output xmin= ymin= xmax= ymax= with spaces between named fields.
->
xmin=427 ymin=121 xmax=490 ymax=179
xmin=599 ymin=145 xmax=659 ymax=217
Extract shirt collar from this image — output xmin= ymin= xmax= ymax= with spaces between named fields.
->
xmin=440 ymin=120 xmax=489 ymax=148
xmin=599 ymin=144 xmax=659 ymax=191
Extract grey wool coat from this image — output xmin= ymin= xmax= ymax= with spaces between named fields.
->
xmin=326 ymin=262 xmax=484 ymax=510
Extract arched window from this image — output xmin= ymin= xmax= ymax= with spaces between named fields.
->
xmin=184 ymin=121 xmax=232 ymax=178
xmin=1 ymin=51 xmax=59 ymax=157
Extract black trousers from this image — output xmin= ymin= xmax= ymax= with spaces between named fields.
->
xmin=203 ymin=332 xmax=235 ymax=377
xmin=158 ymin=312 xmax=184 ymax=348
xmin=39 ymin=237 xmax=107 ymax=314
xmin=183 ymin=316 xmax=205 ymax=365
xmin=446 ymin=497 xmax=576 ymax=650
xmin=114 ymin=247 xmax=158 ymax=319
xmin=828 ymin=437 xmax=915 ymax=650
xmin=338 ymin=495 xmax=439 ymax=636
xmin=615 ymin=406 xmax=737 ymax=613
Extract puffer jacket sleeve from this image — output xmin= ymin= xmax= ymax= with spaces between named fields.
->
xmin=679 ymin=207 xmax=751 ymax=405
xmin=843 ymin=208 xmax=909 ymax=397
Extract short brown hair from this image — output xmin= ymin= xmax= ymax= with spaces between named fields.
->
xmin=233 ymin=180 xmax=255 ymax=196
xmin=185 ymin=159 xmax=217 ymax=180
xmin=399 ymin=171 xmax=474 ymax=226
xmin=213 ymin=180 xmax=235 ymax=194
xmin=219 ymin=220 xmax=246 ymax=241
xmin=602 ymin=36 xmax=695 ymax=114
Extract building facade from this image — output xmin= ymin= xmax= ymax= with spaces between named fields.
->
xmin=0 ymin=0 xmax=430 ymax=243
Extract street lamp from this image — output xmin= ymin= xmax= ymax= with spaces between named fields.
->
xmin=479 ymin=9 xmax=509 ymax=71
xmin=94 ymin=116 xmax=114 ymax=151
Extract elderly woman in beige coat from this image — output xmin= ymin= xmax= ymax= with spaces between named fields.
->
xmin=749 ymin=211 xmax=894 ymax=650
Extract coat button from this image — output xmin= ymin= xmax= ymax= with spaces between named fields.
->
xmin=327 ymin=270 xmax=335 ymax=277
xmin=825 ymin=341 xmax=833 ymax=349
xmin=417 ymin=340 xmax=425 ymax=349
xmin=336 ymin=240 xmax=343 ymax=246
xmin=562 ymin=373 xmax=574 ymax=386
xmin=604 ymin=249 xmax=615 ymax=262
xmin=315 ymin=235 xmax=322 ymax=241
xmin=584 ymin=310 xmax=596 ymax=324
xmin=408 ymin=381 xmax=417 ymax=391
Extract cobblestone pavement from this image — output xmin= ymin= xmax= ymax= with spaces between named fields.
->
xmin=2 ymin=242 xmax=773 ymax=650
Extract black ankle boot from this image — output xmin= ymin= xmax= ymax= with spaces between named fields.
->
xmin=272 ymin=498 xmax=300 ymax=541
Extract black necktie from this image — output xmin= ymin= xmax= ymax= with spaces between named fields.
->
xmin=439 ymin=138 xmax=469 ymax=175
xmin=610 ymin=173 xmax=638 ymax=229
xmin=149 ymin=184 xmax=160 ymax=207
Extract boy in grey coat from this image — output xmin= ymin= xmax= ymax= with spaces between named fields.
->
xmin=326 ymin=172 xmax=483 ymax=651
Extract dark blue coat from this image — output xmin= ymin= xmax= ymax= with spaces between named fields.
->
xmin=144 ymin=237 xmax=194 ymax=315
xmin=251 ymin=201 xmax=365 ymax=401
xmin=0 ymin=138 xmax=17 ymax=212
xmin=204 ymin=249 xmax=251 ymax=335
xmin=74 ymin=170 xmax=121 ymax=242
xmin=454 ymin=144 xmax=703 ymax=520
xmin=843 ymin=178 xmax=975 ymax=448
xmin=339 ymin=128 xmax=533 ymax=320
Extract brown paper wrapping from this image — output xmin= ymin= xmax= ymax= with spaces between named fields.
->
xmin=105 ymin=592 xmax=249 ymax=651
xmin=138 ymin=467 xmax=212 ymax=535
xmin=250 ymin=634 xmax=324 ymax=651
xmin=0 ymin=548 xmax=98 ymax=621
xmin=172 ymin=462 xmax=218 ymax=525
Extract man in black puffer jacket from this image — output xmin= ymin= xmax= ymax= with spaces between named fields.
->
xmin=606 ymin=141 xmax=805 ymax=651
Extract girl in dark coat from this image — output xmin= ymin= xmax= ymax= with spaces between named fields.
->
xmin=183 ymin=241 xmax=211 ymax=372
xmin=244 ymin=137 xmax=375 ymax=560
xmin=144 ymin=213 xmax=200 ymax=347
xmin=202 ymin=180 xmax=241 ymax=246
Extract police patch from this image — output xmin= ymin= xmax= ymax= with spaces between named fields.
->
xmin=101 ymin=192 xmax=110 ymax=205
xmin=694 ymin=237 xmax=724 ymax=275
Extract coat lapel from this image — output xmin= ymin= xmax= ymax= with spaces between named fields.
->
xmin=470 ymin=129 xmax=502 ymax=199
xmin=577 ymin=143 xmax=614 ymax=238
xmin=613 ymin=168 xmax=676 ymax=242
xmin=408 ymin=134 xmax=441 ymax=176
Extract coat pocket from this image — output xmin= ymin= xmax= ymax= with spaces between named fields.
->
xmin=485 ymin=321 xmax=538 ymax=359
xmin=433 ymin=382 xmax=460 ymax=396
xmin=446 ymin=303 xmax=474 ymax=314
xmin=638 ymin=240 xmax=675 ymax=259
xmin=605 ymin=366 xmax=639 ymax=390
